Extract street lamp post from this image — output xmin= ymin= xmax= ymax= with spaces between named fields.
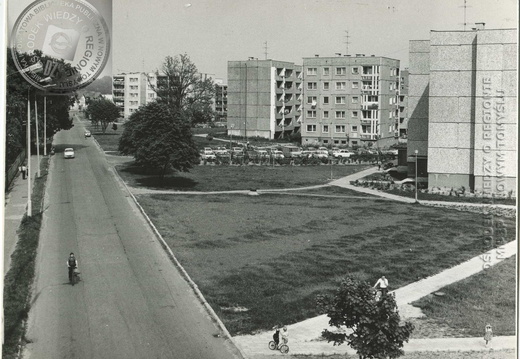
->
xmin=414 ymin=149 xmax=419 ymax=203
xmin=229 ymin=124 xmax=234 ymax=165
xmin=27 ymin=90 xmax=32 ymax=217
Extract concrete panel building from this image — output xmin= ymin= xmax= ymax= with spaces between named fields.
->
xmin=407 ymin=27 xmax=517 ymax=194
xmin=214 ymin=78 xmax=227 ymax=122
xmin=301 ymin=54 xmax=401 ymax=148
xmin=227 ymin=59 xmax=302 ymax=140
xmin=113 ymin=72 xmax=161 ymax=119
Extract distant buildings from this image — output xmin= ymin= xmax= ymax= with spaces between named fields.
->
xmin=112 ymin=72 xmax=161 ymax=119
xmin=407 ymin=26 xmax=517 ymax=194
xmin=300 ymin=54 xmax=402 ymax=148
xmin=227 ymin=59 xmax=303 ymax=140
xmin=214 ymin=79 xmax=228 ymax=123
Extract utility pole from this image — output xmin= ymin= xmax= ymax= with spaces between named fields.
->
xmin=344 ymin=30 xmax=350 ymax=56
xmin=264 ymin=41 xmax=268 ymax=60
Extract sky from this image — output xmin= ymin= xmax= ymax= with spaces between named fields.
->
xmin=6 ymin=0 xmax=519 ymax=81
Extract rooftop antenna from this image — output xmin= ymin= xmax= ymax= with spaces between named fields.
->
xmin=459 ymin=0 xmax=471 ymax=30
xmin=344 ymin=30 xmax=351 ymax=56
xmin=263 ymin=41 xmax=268 ymax=60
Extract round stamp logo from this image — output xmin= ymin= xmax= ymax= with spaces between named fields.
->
xmin=10 ymin=0 xmax=110 ymax=93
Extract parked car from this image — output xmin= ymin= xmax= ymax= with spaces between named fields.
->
xmin=200 ymin=148 xmax=216 ymax=160
xmin=214 ymin=147 xmax=229 ymax=155
xmin=64 ymin=148 xmax=75 ymax=159
xmin=84 ymin=131 xmax=91 ymax=137
xmin=256 ymin=149 xmax=269 ymax=158
xmin=232 ymin=147 xmax=244 ymax=155
xmin=271 ymin=150 xmax=285 ymax=159
xmin=315 ymin=150 xmax=329 ymax=159
xmin=282 ymin=145 xmax=303 ymax=158
xmin=333 ymin=149 xmax=355 ymax=158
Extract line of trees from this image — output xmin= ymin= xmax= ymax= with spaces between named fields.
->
xmin=119 ymin=54 xmax=214 ymax=176
xmin=6 ymin=48 xmax=74 ymax=168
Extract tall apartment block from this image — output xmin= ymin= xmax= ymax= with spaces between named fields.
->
xmin=227 ymin=59 xmax=302 ymax=140
xmin=301 ymin=55 xmax=401 ymax=148
xmin=214 ymin=79 xmax=228 ymax=122
xmin=398 ymin=69 xmax=409 ymax=138
xmin=112 ymin=72 xmax=161 ymax=119
xmin=407 ymin=27 xmax=517 ymax=194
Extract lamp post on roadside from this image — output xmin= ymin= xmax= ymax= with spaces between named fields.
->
xmin=27 ymin=89 xmax=32 ymax=217
xmin=229 ymin=124 xmax=234 ymax=165
xmin=414 ymin=149 xmax=419 ymax=203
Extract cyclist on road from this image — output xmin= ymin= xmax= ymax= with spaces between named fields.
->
xmin=279 ymin=326 xmax=289 ymax=347
xmin=67 ymin=253 xmax=78 ymax=282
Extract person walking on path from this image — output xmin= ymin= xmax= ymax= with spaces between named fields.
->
xmin=21 ymin=165 xmax=27 ymax=179
xmin=374 ymin=275 xmax=389 ymax=296
xmin=484 ymin=324 xmax=493 ymax=347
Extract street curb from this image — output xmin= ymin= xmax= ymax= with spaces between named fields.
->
xmin=97 ymin=142 xmax=246 ymax=358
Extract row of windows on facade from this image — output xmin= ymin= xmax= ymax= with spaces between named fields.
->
xmin=305 ymin=66 xmax=397 ymax=76
xmin=305 ymin=66 xmax=400 ymax=77
xmin=305 ymin=124 xmax=397 ymax=134
xmin=306 ymin=95 xmax=397 ymax=104
xmin=306 ymin=110 xmax=398 ymax=119
xmin=306 ymin=81 xmax=399 ymax=91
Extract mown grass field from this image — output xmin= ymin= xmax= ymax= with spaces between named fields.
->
xmin=135 ymin=192 xmax=516 ymax=336
xmin=118 ymin=164 xmax=371 ymax=191
xmin=412 ymin=256 xmax=516 ymax=337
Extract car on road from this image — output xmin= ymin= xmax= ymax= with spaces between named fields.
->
xmin=64 ymin=148 xmax=75 ymax=159
xmin=333 ymin=149 xmax=355 ymax=158
xmin=84 ymin=131 xmax=91 ymax=137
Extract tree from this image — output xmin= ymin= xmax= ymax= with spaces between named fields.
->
xmin=152 ymin=54 xmax=215 ymax=125
xmin=317 ymin=277 xmax=414 ymax=359
xmin=84 ymin=97 xmax=120 ymax=133
xmin=118 ymin=101 xmax=199 ymax=177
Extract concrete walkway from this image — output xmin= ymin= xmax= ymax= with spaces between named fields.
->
xmin=233 ymin=241 xmax=517 ymax=357
xmin=3 ymin=154 xmax=42 ymax=275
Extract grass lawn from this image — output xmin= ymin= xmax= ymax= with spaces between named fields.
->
xmin=118 ymin=164 xmax=372 ymax=191
xmin=134 ymin=192 xmax=516 ymax=336
xmin=412 ymin=256 xmax=516 ymax=337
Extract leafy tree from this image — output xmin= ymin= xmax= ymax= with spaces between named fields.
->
xmin=317 ymin=277 xmax=414 ymax=359
xmin=152 ymin=54 xmax=215 ymax=124
xmin=84 ymin=97 xmax=120 ymax=133
xmin=118 ymin=101 xmax=199 ymax=177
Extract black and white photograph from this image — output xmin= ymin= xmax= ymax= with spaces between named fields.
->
xmin=1 ymin=0 xmax=518 ymax=358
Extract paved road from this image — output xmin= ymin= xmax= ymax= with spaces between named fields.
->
xmin=24 ymin=119 xmax=242 ymax=359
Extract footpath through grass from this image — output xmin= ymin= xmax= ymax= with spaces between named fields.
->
xmin=135 ymin=192 xmax=516 ymax=336
xmin=3 ymin=158 xmax=49 ymax=358
xmin=412 ymin=256 xmax=516 ymax=337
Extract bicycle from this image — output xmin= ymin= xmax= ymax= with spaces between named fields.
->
xmin=70 ymin=268 xmax=80 ymax=286
xmin=268 ymin=337 xmax=289 ymax=354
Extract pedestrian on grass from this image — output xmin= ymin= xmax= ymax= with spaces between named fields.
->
xmin=21 ymin=165 xmax=27 ymax=180
xmin=374 ymin=275 xmax=389 ymax=296
xmin=484 ymin=324 xmax=493 ymax=347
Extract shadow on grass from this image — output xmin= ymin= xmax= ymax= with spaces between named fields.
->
xmin=119 ymin=165 xmax=199 ymax=189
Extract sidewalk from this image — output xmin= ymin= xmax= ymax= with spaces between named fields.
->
xmin=233 ymin=241 xmax=517 ymax=357
xmin=3 ymin=155 xmax=42 ymax=275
